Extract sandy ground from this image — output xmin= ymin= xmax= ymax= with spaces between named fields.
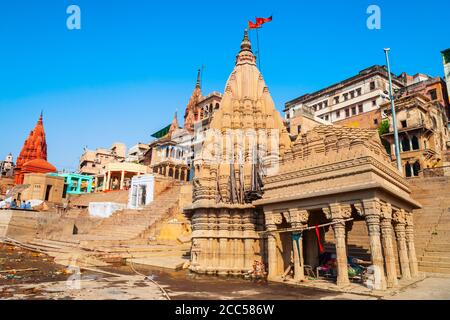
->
xmin=1 ymin=244 xmax=450 ymax=300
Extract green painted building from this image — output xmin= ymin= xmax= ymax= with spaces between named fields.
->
xmin=51 ymin=173 xmax=93 ymax=195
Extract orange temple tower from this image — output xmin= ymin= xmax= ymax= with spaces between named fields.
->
xmin=14 ymin=113 xmax=55 ymax=184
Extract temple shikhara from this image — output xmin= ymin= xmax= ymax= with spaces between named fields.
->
xmin=1 ymin=28 xmax=450 ymax=300
xmin=14 ymin=113 xmax=56 ymax=185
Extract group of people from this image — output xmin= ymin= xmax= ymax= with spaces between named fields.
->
xmin=2 ymin=199 xmax=33 ymax=210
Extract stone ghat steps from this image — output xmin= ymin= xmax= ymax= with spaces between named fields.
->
xmin=86 ymin=185 xmax=181 ymax=240
xmin=69 ymin=190 xmax=130 ymax=206
xmin=409 ymin=176 xmax=450 ymax=274
xmin=419 ymin=255 xmax=450 ymax=263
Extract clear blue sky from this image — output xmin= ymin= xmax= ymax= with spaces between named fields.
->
xmin=0 ymin=0 xmax=448 ymax=171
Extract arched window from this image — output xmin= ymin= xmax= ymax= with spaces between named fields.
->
xmin=411 ymin=135 xmax=419 ymax=150
xmin=413 ymin=161 xmax=421 ymax=177
xmin=215 ymin=103 xmax=220 ymax=109
xmin=175 ymin=169 xmax=179 ymax=180
xmin=168 ymin=168 xmax=174 ymax=177
xmin=180 ymin=171 xmax=185 ymax=181
xmin=405 ymin=162 xmax=412 ymax=178
xmin=209 ymin=104 xmax=213 ymax=113
xmin=401 ymin=137 xmax=411 ymax=152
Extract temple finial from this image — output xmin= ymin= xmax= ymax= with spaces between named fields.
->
xmin=38 ymin=110 xmax=43 ymax=124
xmin=196 ymin=69 xmax=201 ymax=88
xmin=240 ymin=29 xmax=252 ymax=52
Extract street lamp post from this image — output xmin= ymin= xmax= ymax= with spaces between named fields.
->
xmin=384 ymin=48 xmax=402 ymax=173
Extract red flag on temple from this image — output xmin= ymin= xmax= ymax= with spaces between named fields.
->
xmin=256 ymin=16 xmax=272 ymax=25
xmin=248 ymin=20 xmax=261 ymax=29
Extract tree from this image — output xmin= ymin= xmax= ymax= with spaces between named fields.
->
xmin=378 ymin=120 xmax=390 ymax=136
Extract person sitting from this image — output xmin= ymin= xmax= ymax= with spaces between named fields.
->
xmin=10 ymin=199 xmax=17 ymax=209
xmin=25 ymin=202 xmax=32 ymax=210
xmin=20 ymin=201 xmax=27 ymax=209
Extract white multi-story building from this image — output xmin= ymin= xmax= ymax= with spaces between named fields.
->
xmin=284 ymin=65 xmax=407 ymax=125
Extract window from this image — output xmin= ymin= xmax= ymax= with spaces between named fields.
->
xmin=343 ymin=93 xmax=349 ymax=101
xmin=297 ymin=125 xmax=302 ymax=134
xmin=350 ymin=91 xmax=355 ymax=99
xmin=412 ymin=136 xmax=419 ymax=150
xmin=413 ymin=161 xmax=421 ymax=177
xmin=345 ymin=109 xmax=350 ymax=117
xmin=351 ymin=107 xmax=356 ymax=115
xmin=286 ymin=113 xmax=290 ymax=119
xmin=372 ymin=100 xmax=377 ymax=106
xmin=358 ymin=105 xmax=363 ymax=113
xmin=401 ymin=137 xmax=411 ymax=152
xmin=323 ymin=101 xmax=328 ymax=108
xmin=405 ymin=162 xmax=412 ymax=178
xmin=334 ymin=96 xmax=340 ymax=104
xmin=324 ymin=115 xmax=329 ymax=121
xmin=356 ymin=88 xmax=362 ymax=96
xmin=370 ymin=81 xmax=376 ymax=90
xmin=401 ymin=120 xmax=407 ymax=128
xmin=336 ymin=110 xmax=340 ymax=118
xmin=429 ymin=89 xmax=437 ymax=101
xmin=374 ymin=119 xmax=378 ymax=125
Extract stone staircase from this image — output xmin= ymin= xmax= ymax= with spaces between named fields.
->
xmin=409 ymin=176 xmax=450 ymax=274
xmin=18 ymin=182 xmax=188 ymax=267
xmin=68 ymin=190 xmax=129 ymax=207
xmin=78 ymin=183 xmax=183 ymax=246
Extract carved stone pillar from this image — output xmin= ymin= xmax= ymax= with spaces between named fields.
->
xmin=265 ymin=211 xmax=278 ymax=280
xmin=405 ymin=212 xmax=419 ymax=278
xmin=324 ymin=204 xmax=351 ymax=287
xmin=393 ymin=209 xmax=411 ymax=280
xmin=218 ymin=209 xmax=230 ymax=275
xmin=290 ymin=209 xmax=309 ymax=282
xmin=243 ymin=209 xmax=256 ymax=271
xmin=361 ymin=200 xmax=387 ymax=290
xmin=380 ymin=203 xmax=398 ymax=288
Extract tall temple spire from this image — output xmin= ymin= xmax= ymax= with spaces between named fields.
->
xmin=168 ymin=110 xmax=180 ymax=138
xmin=183 ymin=70 xmax=203 ymax=132
xmin=14 ymin=113 xmax=50 ymax=184
xmin=196 ymin=68 xmax=201 ymax=89
xmin=193 ymin=30 xmax=291 ymax=205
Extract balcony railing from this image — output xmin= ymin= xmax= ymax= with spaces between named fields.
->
xmin=422 ymin=166 xmax=450 ymax=177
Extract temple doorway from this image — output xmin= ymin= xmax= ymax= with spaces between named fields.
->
xmin=44 ymin=185 xmax=52 ymax=201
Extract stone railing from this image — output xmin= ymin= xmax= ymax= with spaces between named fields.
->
xmin=422 ymin=166 xmax=450 ymax=177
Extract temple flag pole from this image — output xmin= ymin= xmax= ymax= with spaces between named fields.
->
xmin=256 ymin=26 xmax=261 ymax=71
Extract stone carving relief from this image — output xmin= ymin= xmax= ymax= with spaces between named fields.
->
xmin=392 ymin=209 xmax=406 ymax=224
xmin=405 ymin=211 xmax=414 ymax=226
xmin=323 ymin=204 xmax=352 ymax=220
xmin=380 ymin=202 xmax=393 ymax=220
xmin=290 ymin=209 xmax=309 ymax=224
xmin=282 ymin=211 xmax=291 ymax=224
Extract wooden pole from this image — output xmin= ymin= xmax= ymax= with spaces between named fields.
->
xmin=258 ymin=218 xmax=354 ymax=235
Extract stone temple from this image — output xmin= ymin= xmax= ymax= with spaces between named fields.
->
xmin=185 ymin=30 xmax=422 ymax=290
xmin=185 ymin=30 xmax=292 ymax=275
